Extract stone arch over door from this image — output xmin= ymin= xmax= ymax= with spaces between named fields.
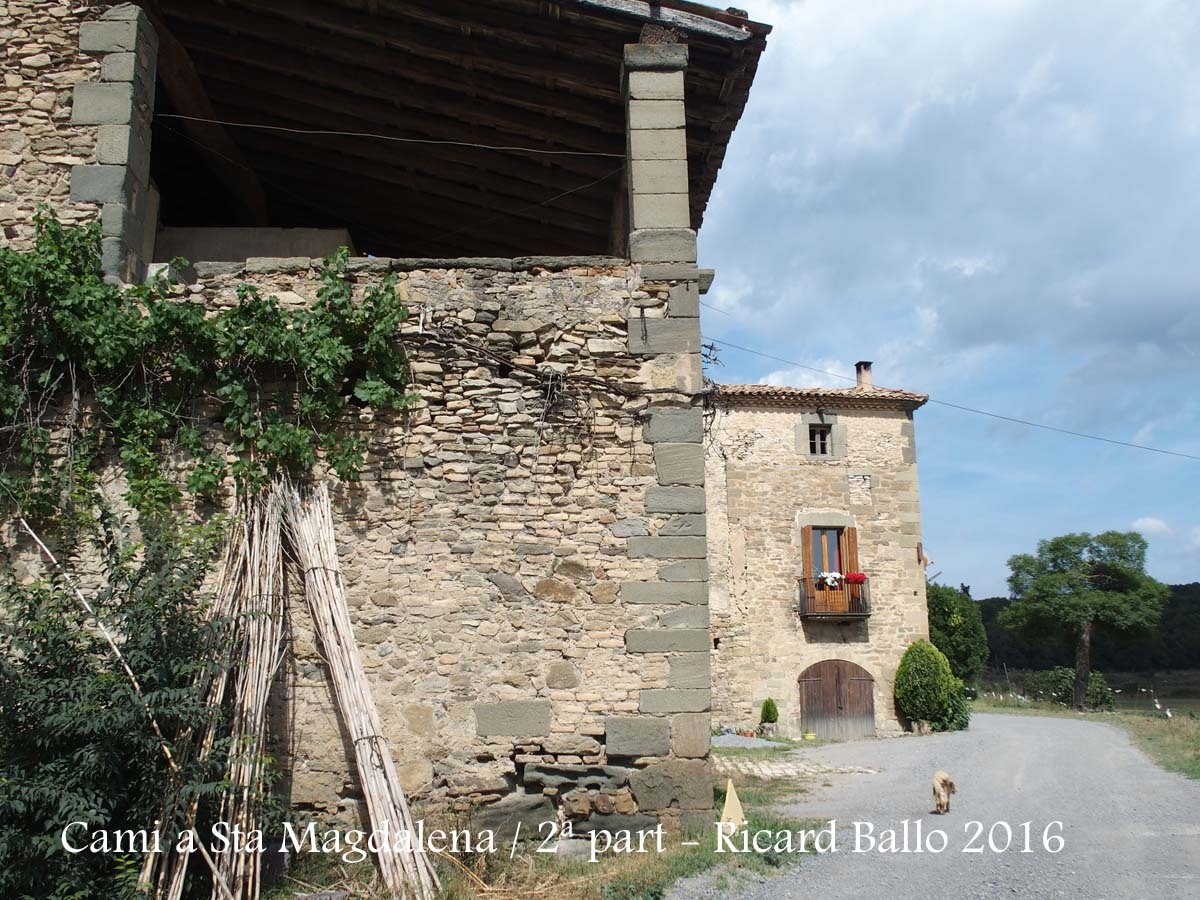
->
xmin=797 ymin=660 xmax=875 ymax=740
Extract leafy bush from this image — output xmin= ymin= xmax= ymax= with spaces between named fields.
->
xmin=932 ymin=678 xmax=971 ymax=732
xmin=760 ymin=698 xmax=779 ymax=724
xmin=894 ymin=639 xmax=956 ymax=724
xmin=0 ymin=212 xmax=412 ymax=522
xmin=1021 ymin=667 xmax=1116 ymax=711
xmin=0 ymin=512 xmax=237 ymax=899
xmin=927 ymin=583 xmax=989 ymax=681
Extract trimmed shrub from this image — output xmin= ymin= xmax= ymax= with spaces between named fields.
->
xmin=1021 ymin=668 xmax=1116 ymax=710
xmin=760 ymin=698 xmax=779 ymax=724
xmin=894 ymin=639 xmax=955 ymax=723
xmin=932 ymin=678 xmax=971 ymax=732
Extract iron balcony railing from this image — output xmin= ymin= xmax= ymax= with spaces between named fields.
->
xmin=796 ymin=576 xmax=872 ymax=618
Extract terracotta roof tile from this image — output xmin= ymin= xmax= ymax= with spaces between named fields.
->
xmin=715 ymin=383 xmax=928 ymax=410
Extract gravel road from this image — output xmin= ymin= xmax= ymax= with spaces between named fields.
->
xmin=670 ymin=713 xmax=1200 ymax=900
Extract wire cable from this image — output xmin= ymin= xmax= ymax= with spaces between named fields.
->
xmin=156 ymin=113 xmax=625 ymax=158
xmin=706 ymin=335 xmax=1200 ymax=461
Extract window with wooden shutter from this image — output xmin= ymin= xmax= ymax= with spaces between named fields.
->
xmin=798 ymin=524 xmax=869 ymax=617
xmin=844 ymin=527 xmax=860 ymax=574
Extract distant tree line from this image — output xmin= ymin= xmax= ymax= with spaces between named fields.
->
xmin=980 ymin=582 xmax=1200 ymax=672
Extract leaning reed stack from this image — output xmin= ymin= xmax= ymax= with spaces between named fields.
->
xmin=209 ymin=483 xmax=288 ymax=900
xmin=285 ymin=482 xmax=440 ymax=900
xmin=138 ymin=484 xmax=288 ymax=900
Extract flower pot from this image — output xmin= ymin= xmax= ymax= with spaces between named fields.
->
xmin=803 ymin=733 xmax=816 ymax=741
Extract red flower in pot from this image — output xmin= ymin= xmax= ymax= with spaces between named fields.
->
xmin=844 ymin=572 xmax=866 ymax=585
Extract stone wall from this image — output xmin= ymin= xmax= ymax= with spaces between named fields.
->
xmin=152 ymin=254 xmax=711 ymax=833
xmin=4 ymin=2 xmax=718 ymax=834
xmin=0 ymin=0 xmax=101 ymax=244
xmin=706 ymin=402 xmax=929 ymax=737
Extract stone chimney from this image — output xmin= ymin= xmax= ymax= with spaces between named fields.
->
xmin=855 ymin=360 xmax=873 ymax=387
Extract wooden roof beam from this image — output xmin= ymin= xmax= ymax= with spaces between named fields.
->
xmin=138 ymin=1 xmax=269 ymax=225
xmin=248 ymin=154 xmax=608 ymax=247
xmin=177 ymin=36 xmax=622 ymax=159
xmin=237 ymin=140 xmax=612 ymax=236
xmin=567 ymin=0 xmax=760 ymax=41
xmin=227 ymin=129 xmax=611 ymax=224
xmin=266 ymin=185 xmax=595 ymax=257
xmin=164 ymin=1 xmax=622 ymax=130
xmin=197 ymin=75 xmax=618 ymax=178
xmin=201 ymin=0 xmax=620 ymax=102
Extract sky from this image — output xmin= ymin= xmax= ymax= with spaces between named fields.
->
xmin=697 ymin=0 xmax=1200 ymax=596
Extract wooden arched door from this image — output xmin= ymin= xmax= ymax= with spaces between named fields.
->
xmin=798 ymin=660 xmax=875 ymax=740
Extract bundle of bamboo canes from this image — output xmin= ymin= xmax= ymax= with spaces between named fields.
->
xmin=284 ymin=481 xmax=440 ymax=900
xmin=138 ymin=484 xmax=288 ymax=900
xmin=208 ymin=484 xmax=288 ymax=899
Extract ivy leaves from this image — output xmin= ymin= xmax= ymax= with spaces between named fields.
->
xmin=0 ymin=213 xmax=413 ymax=524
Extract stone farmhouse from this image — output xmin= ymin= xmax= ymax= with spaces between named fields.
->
xmin=2 ymin=0 xmax=771 ymax=834
xmin=706 ymin=364 xmax=930 ymax=739
xmin=2 ymin=0 xmax=930 ymax=839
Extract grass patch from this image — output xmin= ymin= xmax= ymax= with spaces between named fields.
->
xmin=1116 ymin=711 xmax=1200 ymax=779
xmin=710 ymin=737 xmax=808 ymax=761
xmin=973 ymin=698 xmax=1200 ymax=779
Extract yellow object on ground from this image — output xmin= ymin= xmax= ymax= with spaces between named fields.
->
xmin=720 ymin=778 xmax=747 ymax=828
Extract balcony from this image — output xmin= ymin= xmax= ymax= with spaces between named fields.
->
xmin=797 ymin=576 xmax=872 ymax=619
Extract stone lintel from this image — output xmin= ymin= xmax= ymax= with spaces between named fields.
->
xmin=671 ymin=713 xmax=711 ymax=758
xmin=475 ymin=700 xmax=552 ymax=737
xmin=657 ymin=559 xmax=709 ymax=581
xmin=627 ymin=536 xmax=706 ymax=559
xmin=644 ymin=407 xmax=703 ymax=443
xmin=621 ymin=582 xmax=708 ymax=605
xmin=631 ymin=192 xmax=691 ymax=230
xmin=668 ymin=653 xmax=710 ymax=689
xmin=626 ymin=317 xmax=701 ymax=355
xmin=658 ymin=514 xmax=705 ymax=536
xmin=640 ymin=689 xmax=710 ymax=713
xmin=627 ymin=69 xmax=686 ymax=100
xmin=640 ymin=263 xmax=700 ymax=282
xmin=605 ymin=716 xmax=671 ymax=757
xmin=628 ymin=228 xmax=697 ymax=263
xmin=644 ymin=486 xmax=705 ymax=513
xmin=625 ymin=629 xmax=709 ymax=652
xmin=623 ymin=43 xmax=689 ymax=71
xmin=653 ymin=443 xmax=704 ymax=485
xmin=668 ymin=282 xmax=699 ymax=317
xmin=629 ymin=760 xmax=714 ymax=811
xmin=71 ymin=82 xmax=135 ymax=125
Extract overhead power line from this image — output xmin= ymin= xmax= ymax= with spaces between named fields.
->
xmin=706 ymin=335 xmax=1200 ymax=462
xmin=155 ymin=114 xmax=626 ymax=158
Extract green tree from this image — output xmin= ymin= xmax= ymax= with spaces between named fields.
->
xmin=927 ymin=582 xmax=988 ymax=681
xmin=1001 ymin=532 xmax=1169 ymax=710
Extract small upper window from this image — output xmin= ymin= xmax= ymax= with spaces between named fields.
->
xmin=809 ymin=424 xmax=832 ymax=456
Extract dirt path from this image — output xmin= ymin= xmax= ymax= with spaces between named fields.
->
xmin=671 ymin=713 xmax=1200 ymax=900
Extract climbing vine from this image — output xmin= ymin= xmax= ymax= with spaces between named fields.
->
xmin=0 ymin=211 xmax=412 ymax=530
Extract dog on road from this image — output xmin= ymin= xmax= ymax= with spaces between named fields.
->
xmin=932 ymin=770 xmax=956 ymax=814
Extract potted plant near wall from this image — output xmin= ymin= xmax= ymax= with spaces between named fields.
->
xmin=758 ymin=697 xmax=780 ymax=737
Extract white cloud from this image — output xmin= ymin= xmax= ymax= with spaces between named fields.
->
xmin=759 ymin=360 xmax=853 ymax=389
xmin=1132 ymin=517 xmax=1172 ymax=536
xmin=703 ymin=268 xmax=755 ymax=317
xmin=700 ymin=0 xmax=1200 ymax=436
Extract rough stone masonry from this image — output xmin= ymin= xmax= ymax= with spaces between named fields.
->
xmin=2 ymin=3 xmax=719 ymax=835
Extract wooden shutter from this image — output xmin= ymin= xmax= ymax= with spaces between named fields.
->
xmin=801 ymin=525 xmax=813 ymax=577
xmin=844 ymin=526 xmax=860 ymax=573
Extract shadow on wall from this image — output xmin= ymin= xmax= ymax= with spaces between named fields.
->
xmin=801 ymin=619 xmax=872 ymax=644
